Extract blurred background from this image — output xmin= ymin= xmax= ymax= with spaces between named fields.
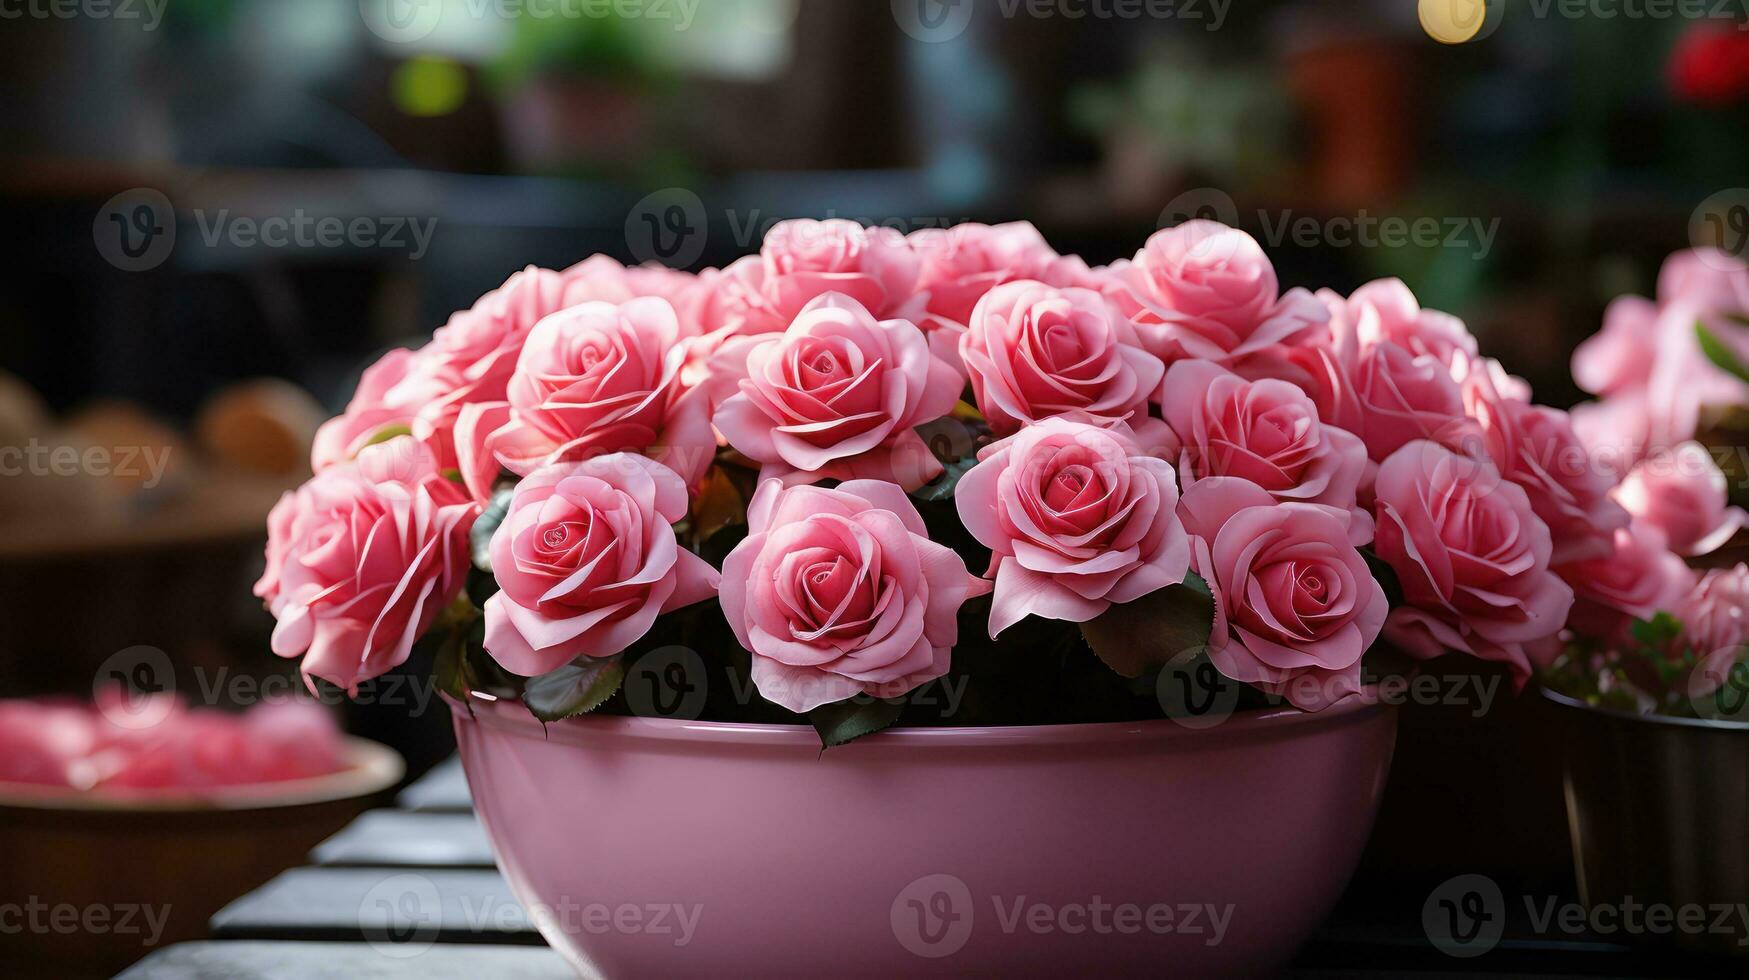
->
xmin=3 ymin=0 xmax=1749 ymax=797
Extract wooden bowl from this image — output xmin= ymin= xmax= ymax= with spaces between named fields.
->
xmin=0 ymin=738 xmax=402 ymax=978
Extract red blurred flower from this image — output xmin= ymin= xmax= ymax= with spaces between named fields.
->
xmin=1670 ymin=23 xmax=1749 ymax=106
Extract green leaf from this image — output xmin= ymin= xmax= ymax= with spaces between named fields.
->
xmin=433 ymin=615 xmax=495 ymax=701
xmin=362 ymin=424 xmax=414 ymax=448
xmin=909 ymin=454 xmax=978 ymax=503
xmin=522 ymin=657 xmax=626 ymax=723
xmin=808 ymin=697 xmax=905 ymax=748
xmin=1630 ymin=611 xmax=1682 ymax=650
xmin=1080 ymin=571 xmax=1217 ymax=678
xmin=434 ymin=628 xmax=472 ymax=702
xmin=1697 ymin=320 xmax=1749 ymax=384
xmin=470 ymin=488 xmax=515 ymax=573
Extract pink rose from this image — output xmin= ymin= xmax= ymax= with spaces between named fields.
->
xmin=1177 ymin=477 xmax=1388 ymax=709
xmin=313 ymin=267 xmax=574 ymax=473
xmin=1322 ymin=278 xmax=1478 ymax=367
xmin=311 ymin=349 xmax=444 ymax=470
xmin=258 ymin=437 xmax=479 ymax=692
xmin=561 ymin=255 xmax=699 ymax=311
xmin=1105 ymin=221 xmax=1326 ymax=364
xmin=697 ymin=219 xmax=924 ymax=342
xmin=455 ymin=297 xmax=714 ymax=501
xmin=412 ymin=267 xmax=574 ymax=458
xmin=1641 ymin=250 xmax=1749 ymax=450
xmin=719 ymin=480 xmax=986 ymax=712
xmin=1555 ymin=520 xmax=1693 ymax=643
xmin=1348 ymin=340 xmax=1475 ymax=461
xmin=960 ymin=280 xmax=1164 ymax=437
xmin=1573 ymin=295 xmax=1660 ymax=397
xmin=955 ymin=418 xmax=1191 ymax=635
xmin=1676 ymin=564 xmax=1749 ymax=695
xmin=1658 ymin=246 xmax=1749 ymax=313
xmin=1159 ymin=359 xmax=1372 ymax=543
xmin=1614 ymin=441 xmax=1748 ymax=557
xmin=1372 ymin=441 xmax=1574 ymax=682
xmin=425 ymin=266 xmax=571 ymax=397
xmin=1570 ymin=394 xmax=1651 ymax=478
xmin=482 ymin=454 xmax=720 ymax=677
xmin=711 ymin=293 xmax=961 ymax=490
xmin=912 ymin=221 xmax=1056 ymax=325
xmin=1458 ymin=357 xmax=1628 ymax=564
xmin=1227 ymin=340 xmax=1365 ymax=437
xmin=910 ymin=221 xmax=1097 ymax=376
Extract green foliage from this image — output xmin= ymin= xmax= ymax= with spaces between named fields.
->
xmin=1080 ymin=571 xmax=1217 ymax=679
xmin=522 ymin=658 xmax=628 ymax=723
xmin=808 ymin=697 xmax=906 ymax=749
xmin=1696 ymin=319 xmax=1749 ymax=384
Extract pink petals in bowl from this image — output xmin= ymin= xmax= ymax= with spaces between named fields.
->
xmin=0 ymin=693 xmax=363 ymax=802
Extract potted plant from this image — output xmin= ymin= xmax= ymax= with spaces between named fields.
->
xmin=1542 ymin=244 xmax=1749 ymax=954
xmin=258 ymin=220 xmax=1618 ymax=975
xmin=487 ymin=8 xmax=671 ymax=177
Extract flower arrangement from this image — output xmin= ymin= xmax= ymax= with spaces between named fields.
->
xmin=1551 ymin=247 xmax=1749 ymax=718
xmin=256 ymin=218 xmax=1746 ymax=745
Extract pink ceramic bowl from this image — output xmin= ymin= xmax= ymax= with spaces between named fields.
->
xmin=451 ymin=695 xmax=1395 ymax=978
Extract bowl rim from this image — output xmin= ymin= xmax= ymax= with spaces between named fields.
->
xmin=0 ymin=736 xmax=404 ymax=812
xmin=1540 ymin=686 xmax=1749 ymax=732
xmin=448 ymin=688 xmax=1393 ymax=749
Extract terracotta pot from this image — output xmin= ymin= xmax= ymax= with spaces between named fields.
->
xmin=1284 ymin=36 xmax=1415 ymax=208
xmin=451 ymin=694 xmax=1396 ymax=978
xmin=0 ymin=739 xmax=402 ymax=978
xmin=1547 ymin=690 xmax=1749 ymax=955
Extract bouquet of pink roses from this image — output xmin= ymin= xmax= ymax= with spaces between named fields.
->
xmin=255 ymin=217 xmax=1741 ymax=744
xmin=1549 ymin=247 xmax=1749 ymax=718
